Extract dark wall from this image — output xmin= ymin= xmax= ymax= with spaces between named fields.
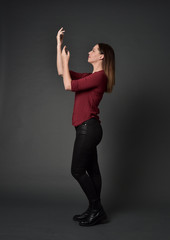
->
xmin=0 ymin=0 xmax=170 ymax=209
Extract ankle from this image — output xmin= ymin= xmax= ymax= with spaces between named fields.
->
xmin=89 ymin=198 xmax=102 ymax=210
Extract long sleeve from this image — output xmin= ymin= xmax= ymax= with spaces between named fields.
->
xmin=71 ymin=71 xmax=107 ymax=92
xmin=70 ymin=70 xmax=108 ymax=126
xmin=69 ymin=70 xmax=91 ymax=80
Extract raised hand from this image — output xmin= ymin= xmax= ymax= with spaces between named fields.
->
xmin=56 ymin=27 xmax=65 ymax=46
xmin=61 ymin=45 xmax=70 ymax=63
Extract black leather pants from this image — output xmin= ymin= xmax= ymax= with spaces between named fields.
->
xmin=71 ymin=118 xmax=103 ymax=205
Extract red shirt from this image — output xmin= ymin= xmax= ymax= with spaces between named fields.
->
xmin=70 ymin=69 xmax=108 ymax=127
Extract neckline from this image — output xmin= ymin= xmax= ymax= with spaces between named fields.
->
xmin=92 ymin=70 xmax=104 ymax=74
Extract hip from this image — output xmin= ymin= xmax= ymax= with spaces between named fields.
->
xmin=75 ymin=118 xmax=103 ymax=145
xmin=75 ymin=117 xmax=101 ymax=129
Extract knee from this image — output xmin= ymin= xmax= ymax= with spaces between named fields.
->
xmin=71 ymin=167 xmax=86 ymax=180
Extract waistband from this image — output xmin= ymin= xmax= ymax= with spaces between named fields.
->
xmin=75 ymin=118 xmax=100 ymax=130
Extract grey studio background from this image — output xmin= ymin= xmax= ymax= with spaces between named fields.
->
xmin=0 ymin=0 xmax=170 ymax=239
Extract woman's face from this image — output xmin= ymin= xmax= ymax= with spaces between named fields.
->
xmin=88 ymin=44 xmax=104 ymax=63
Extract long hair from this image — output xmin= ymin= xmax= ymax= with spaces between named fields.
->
xmin=98 ymin=43 xmax=115 ymax=93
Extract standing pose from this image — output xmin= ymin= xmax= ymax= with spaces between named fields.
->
xmin=56 ymin=27 xmax=115 ymax=226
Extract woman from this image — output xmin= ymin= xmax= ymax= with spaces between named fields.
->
xmin=56 ymin=27 xmax=115 ymax=226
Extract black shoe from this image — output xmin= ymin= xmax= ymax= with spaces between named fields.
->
xmin=73 ymin=206 xmax=92 ymax=221
xmin=79 ymin=206 xmax=108 ymax=226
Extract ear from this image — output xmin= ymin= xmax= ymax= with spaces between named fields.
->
xmin=99 ymin=54 xmax=104 ymax=60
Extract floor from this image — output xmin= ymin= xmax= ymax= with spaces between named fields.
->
xmin=0 ymin=199 xmax=169 ymax=240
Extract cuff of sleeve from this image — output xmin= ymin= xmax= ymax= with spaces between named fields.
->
xmin=71 ymin=80 xmax=78 ymax=91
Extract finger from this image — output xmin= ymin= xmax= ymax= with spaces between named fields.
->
xmin=58 ymin=29 xmax=65 ymax=34
xmin=62 ymin=46 xmax=66 ymax=51
xmin=59 ymin=32 xmax=65 ymax=37
xmin=60 ymin=27 xmax=65 ymax=32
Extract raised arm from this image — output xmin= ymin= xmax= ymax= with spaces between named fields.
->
xmin=56 ymin=27 xmax=65 ymax=76
xmin=61 ymin=46 xmax=72 ymax=90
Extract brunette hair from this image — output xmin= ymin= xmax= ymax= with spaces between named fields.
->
xmin=98 ymin=43 xmax=115 ymax=93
